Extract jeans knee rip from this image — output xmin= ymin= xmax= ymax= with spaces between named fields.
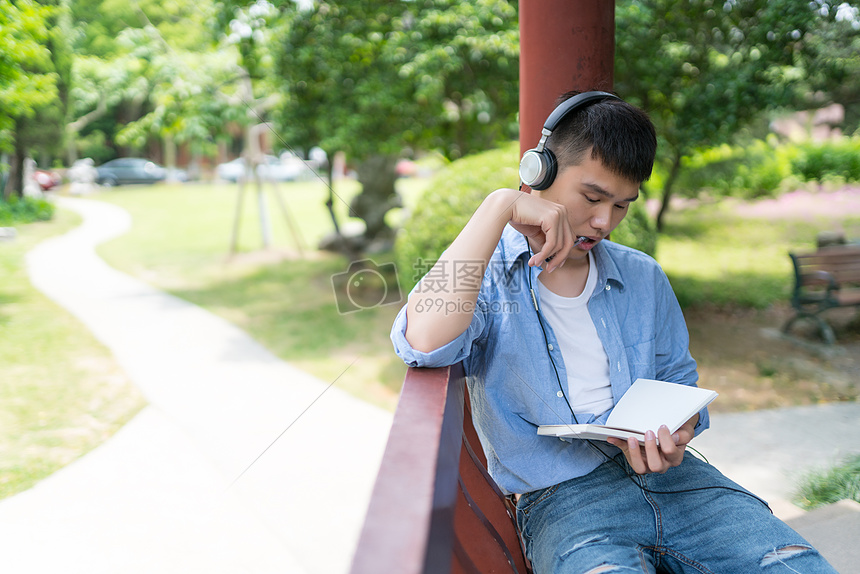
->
xmin=583 ymin=565 xmax=629 ymax=574
xmin=760 ymin=544 xmax=815 ymax=568
xmin=560 ymin=534 xmax=609 ymax=559
xmin=559 ymin=536 xmax=639 ymax=572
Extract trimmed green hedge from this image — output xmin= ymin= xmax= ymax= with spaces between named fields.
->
xmin=674 ymin=138 xmax=797 ymax=200
xmin=792 ymin=138 xmax=860 ymax=182
xmin=0 ymin=197 xmax=55 ymax=226
xmin=395 ymin=141 xmax=659 ymax=291
xmin=671 ymin=137 xmax=860 ymax=202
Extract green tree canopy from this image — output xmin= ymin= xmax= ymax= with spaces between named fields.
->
xmin=1 ymin=0 xmax=59 ymax=197
xmin=615 ymin=0 xmax=840 ymax=228
xmin=275 ymin=0 xmax=519 ymax=246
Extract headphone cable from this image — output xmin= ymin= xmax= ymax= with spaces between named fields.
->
xmin=521 ymin=234 xmax=772 ymax=511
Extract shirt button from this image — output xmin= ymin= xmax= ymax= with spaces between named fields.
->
xmin=556 ymin=391 xmax=564 ymax=398
xmin=605 ymin=284 xmax=611 ymax=291
xmin=547 ymin=344 xmax=554 ymax=351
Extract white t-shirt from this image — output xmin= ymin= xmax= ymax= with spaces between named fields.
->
xmin=537 ymin=252 xmax=613 ymax=416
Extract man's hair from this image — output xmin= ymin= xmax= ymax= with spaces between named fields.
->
xmin=545 ymin=90 xmax=657 ymax=183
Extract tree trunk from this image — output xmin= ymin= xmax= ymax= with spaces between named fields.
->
xmin=352 ymin=154 xmax=401 ymax=246
xmin=655 ymin=153 xmax=683 ymax=232
xmin=322 ymin=152 xmax=342 ymax=235
xmin=4 ymin=118 xmax=27 ymax=200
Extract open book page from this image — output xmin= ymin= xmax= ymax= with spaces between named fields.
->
xmin=604 ymin=378 xmax=717 ymax=434
xmin=537 ymin=379 xmax=717 ymax=443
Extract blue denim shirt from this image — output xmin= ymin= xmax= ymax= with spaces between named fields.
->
xmin=391 ymin=225 xmax=708 ymax=495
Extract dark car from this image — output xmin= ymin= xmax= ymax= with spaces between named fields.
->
xmin=96 ymin=158 xmax=185 ymax=186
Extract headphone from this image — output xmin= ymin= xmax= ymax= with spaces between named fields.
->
xmin=519 ymin=91 xmax=620 ymax=191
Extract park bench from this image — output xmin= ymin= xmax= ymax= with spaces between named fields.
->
xmin=350 ymin=363 xmax=532 ymax=574
xmin=783 ymin=244 xmax=860 ymax=344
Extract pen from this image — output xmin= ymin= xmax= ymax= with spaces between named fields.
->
xmin=546 ymin=236 xmax=589 ymax=262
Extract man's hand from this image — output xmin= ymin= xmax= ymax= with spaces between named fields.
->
xmin=607 ymin=414 xmax=698 ymax=475
xmin=507 ymin=191 xmax=576 ymax=274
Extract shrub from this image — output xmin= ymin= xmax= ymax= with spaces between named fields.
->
xmin=795 ymin=453 xmax=860 ymax=510
xmin=395 ymin=142 xmax=519 ymax=291
xmin=791 ymin=138 xmax=860 ymax=182
xmin=0 ymin=196 xmax=55 ymax=226
xmin=677 ymin=138 xmax=794 ymax=200
xmin=395 ymin=141 xmax=659 ymax=291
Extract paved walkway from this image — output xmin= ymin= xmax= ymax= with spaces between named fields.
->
xmin=691 ymin=401 xmax=860 ymax=519
xmin=1 ymin=197 xmax=393 ymax=574
xmin=1 ymin=196 xmax=858 ymax=572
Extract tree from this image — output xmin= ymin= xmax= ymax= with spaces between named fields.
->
xmin=275 ymin=0 xmax=519 ymax=250
xmin=615 ymin=0 xmax=835 ymax=229
xmin=0 ymin=0 xmax=59 ymax=198
xmin=276 ymin=1 xmax=419 ymax=250
xmin=66 ymin=0 xmax=225 ymax=164
xmin=798 ymin=3 xmax=860 ymax=132
xmin=111 ymin=27 xmax=247 ymax=173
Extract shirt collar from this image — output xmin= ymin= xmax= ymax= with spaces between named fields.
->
xmin=499 ymin=225 xmax=626 ymax=289
xmin=499 ymin=226 xmax=531 ymax=274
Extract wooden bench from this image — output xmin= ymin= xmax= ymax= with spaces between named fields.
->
xmin=350 ymin=363 xmax=532 ymax=574
xmin=784 ymin=244 xmax=860 ymax=344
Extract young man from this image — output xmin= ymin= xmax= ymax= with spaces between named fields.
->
xmin=391 ymin=91 xmax=836 ymax=573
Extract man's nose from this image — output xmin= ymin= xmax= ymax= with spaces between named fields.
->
xmin=590 ymin=204 xmax=613 ymax=231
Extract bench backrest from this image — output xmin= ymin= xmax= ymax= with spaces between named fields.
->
xmin=790 ymin=245 xmax=860 ymax=291
xmin=350 ymin=364 xmax=530 ymax=574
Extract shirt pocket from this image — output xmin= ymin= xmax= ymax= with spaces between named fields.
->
xmin=623 ymin=337 xmax=656 ymax=381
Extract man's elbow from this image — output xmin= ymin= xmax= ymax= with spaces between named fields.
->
xmin=404 ymin=327 xmax=442 ymax=354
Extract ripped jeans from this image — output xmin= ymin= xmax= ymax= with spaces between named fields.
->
xmin=515 ymin=452 xmax=837 ymax=574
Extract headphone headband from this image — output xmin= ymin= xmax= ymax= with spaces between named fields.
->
xmin=520 ymin=91 xmax=621 ymax=190
xmin=543 ymin=91 xmax=619 ymax=136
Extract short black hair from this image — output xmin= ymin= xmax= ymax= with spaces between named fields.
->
xmin=546 ymin=90 xmax=657 ymax=184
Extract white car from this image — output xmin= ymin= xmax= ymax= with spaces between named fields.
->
xmin=216 ymin=154 xmax=308 ymax=182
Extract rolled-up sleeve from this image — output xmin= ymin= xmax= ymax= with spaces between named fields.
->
xmin=390 ymin=297 xmax=488 ymax=368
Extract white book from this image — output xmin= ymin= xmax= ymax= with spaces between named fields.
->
xmin=537 ymin=378 xmax=717 ymax=444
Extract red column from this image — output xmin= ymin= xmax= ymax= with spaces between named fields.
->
xmin=519 ymin=1 xmax=615 ymax=157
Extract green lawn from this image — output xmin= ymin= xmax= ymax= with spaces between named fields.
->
xmin=0 ymin=209 xmax=146 ymax=499
xmin=657 ymin=197 xmax=860 ymax=310
xmin=97 ymin=178 xmax=428 ymax=410
xmin=93 ymin=180 xmax=860 ymax=410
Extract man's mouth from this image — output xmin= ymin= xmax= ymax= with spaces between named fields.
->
xmin=575 ymin=236 xmax=598 ymax=249
xmin=545 ymin=236 xmax=600 ymax=262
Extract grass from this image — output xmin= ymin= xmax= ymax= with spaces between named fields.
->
xmin=657 ymin=197 xmax=860 ymax=310
xmin=795 ymin=453 xmax=860 ymax=509
xmin=0 ymin=209 xmax=146 ymax=499
xmin=91 ymin=181 xmax=860 ymax=411
xmin=96 ymin=178 xmax=428 ymax=410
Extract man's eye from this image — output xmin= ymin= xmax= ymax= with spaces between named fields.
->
xmin=585 ymin=196 xmax=599 ymax=203
xmin=615 ymin=203 xmax=629 ymax=210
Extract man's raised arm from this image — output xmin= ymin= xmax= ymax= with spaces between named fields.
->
xmin=404 ymin=187 xmax=575 ymax=353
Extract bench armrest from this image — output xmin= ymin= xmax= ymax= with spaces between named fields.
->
xmin=350 ymin=364 xmax=465 ymax=574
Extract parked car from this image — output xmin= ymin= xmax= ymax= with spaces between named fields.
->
xmin=95 ymin=158 xmax=186 ymax=186
xmin=215 ymin=154 xmax=307 ymax=182
xmin=34 ymin=169 xmax=62 ymax=191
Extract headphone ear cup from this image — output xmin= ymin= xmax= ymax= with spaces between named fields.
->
xmin=519 ymin=148 xmax=557 ymax=191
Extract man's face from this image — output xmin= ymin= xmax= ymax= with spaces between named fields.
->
xmin=534 ymin=151 xmax=640 ymax=262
